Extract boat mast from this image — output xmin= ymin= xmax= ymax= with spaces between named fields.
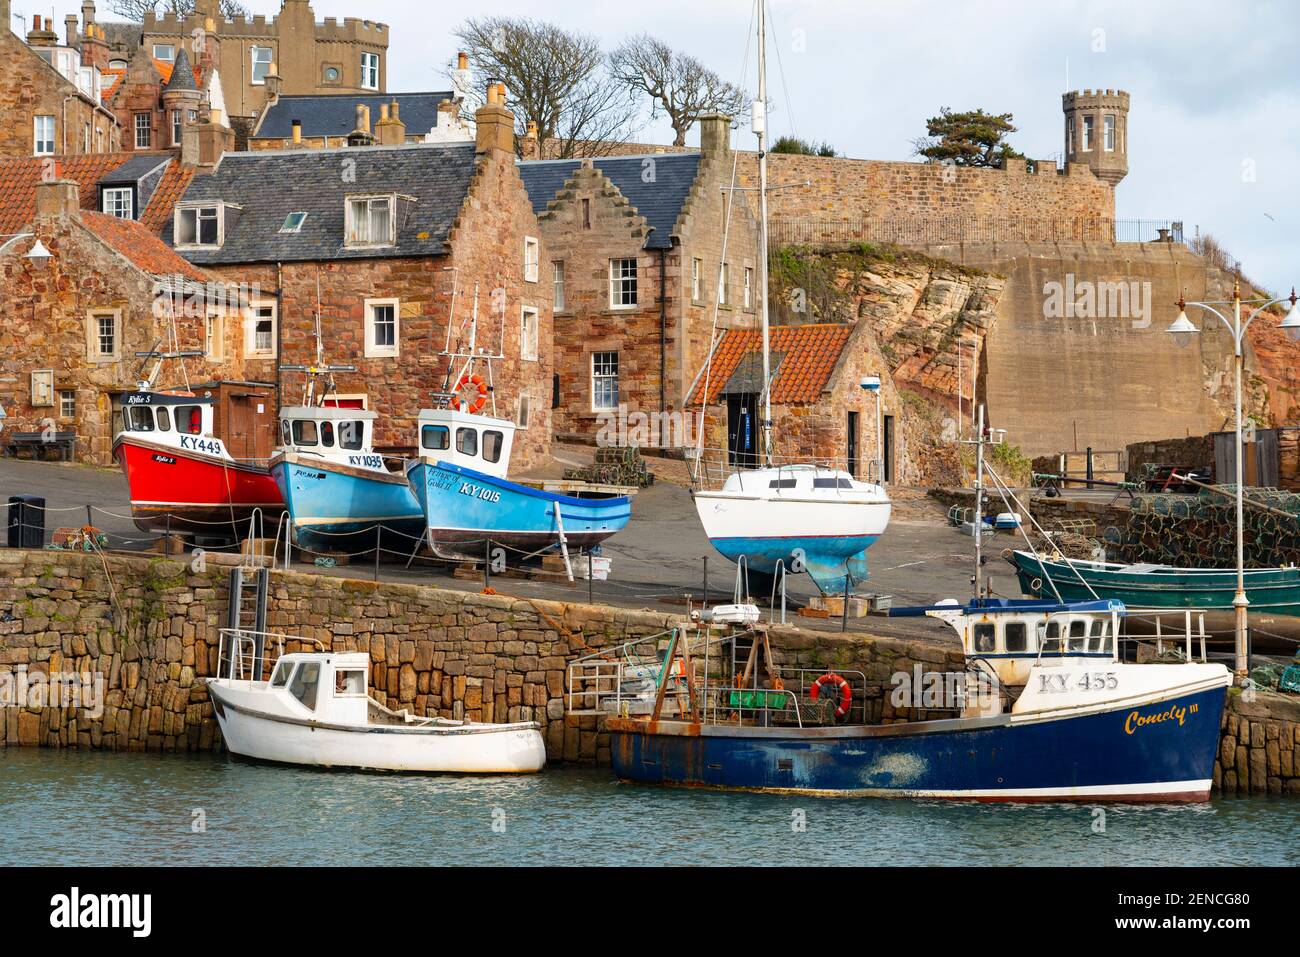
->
xmin=974 ymin=403 xmax=985 ymax=598
xmin=755 ymin=0 xmax=772 ymax=467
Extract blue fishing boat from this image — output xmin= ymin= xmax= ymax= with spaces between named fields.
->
xmin=269 ymin=407 xmax=425 ymax=554
xmin=593 ymin=598 xmax=1230 ymax=801
xmin=408 ymin=408 xmax=631 ymax=562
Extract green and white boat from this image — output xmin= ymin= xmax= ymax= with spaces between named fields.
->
xmin=1008 ymin=549 xmax=1300 ymax=616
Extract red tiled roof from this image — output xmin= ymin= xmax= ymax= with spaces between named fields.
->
xmin=101 ymin=68 xmax=125 ymax=103
xmin=692 ymin=323 xmax=856 ymax=405
xmin=80 ymin=210 xmax=207 ymax=281
xmin=0 ymin=153 xmax=186 ymax=236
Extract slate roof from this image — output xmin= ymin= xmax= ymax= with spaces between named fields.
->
xmin=692 ymin=324 xmax=856 ymax=405
xmin=167 ymin=143 xmax=480 ymax=265
xmin=518 ymin=153 xmax=703 ymax=250
xmin=252 ymin=92 xmax=457 ymax=141
xmin=0 ymin=153 xmax=186 ymax=235
xmin=163 ymin=48 xmax=197 ymax=92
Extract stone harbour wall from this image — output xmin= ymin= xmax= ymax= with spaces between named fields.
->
xmin=0 ymin=547 xmax=1296 ymax=794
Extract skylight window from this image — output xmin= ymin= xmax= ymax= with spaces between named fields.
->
xmin=280 ymin=212 xmax=308 ymax=233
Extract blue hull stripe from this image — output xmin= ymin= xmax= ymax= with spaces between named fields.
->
xmin=610 ymin=687 xmax=1225 ymax=800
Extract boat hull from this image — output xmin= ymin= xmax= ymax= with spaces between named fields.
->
xmin=693 ymin=490 xmax=891 ymax=595
xmin=208 ymin=683 xmax=546 ymax=773
xmin=114 ymin=436 xmax=282 ymax=536
xmin=270 ymin=453 xmax=425 ymax=555
xmin=1010 ymin=550 xmax=1300 ymax=616
xmin=410 ymin=460 xmax=631 ymax=561
xmin=609 ymin=685 xmax=1226 ymax=801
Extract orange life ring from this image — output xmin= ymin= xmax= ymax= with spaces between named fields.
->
xmin=455 ymin=374 xmax=488 ymax=414
xmin=810 ymin=672 xmax=852 ymax=719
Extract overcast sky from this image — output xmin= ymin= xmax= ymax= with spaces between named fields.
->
xmin=20 ymin=0 xmax=1300 ymax=294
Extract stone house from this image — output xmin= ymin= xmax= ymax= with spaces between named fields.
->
xmin=517 ymin=115 xmax=761 ymax=448
xmin=689 ymin=322 xmax=905 ymax=484
xmin=165 ymin=92 xmax=554 ymax=471
xmin=0 ymin=6 xmax=121 ymax=159
xmin=0 ymin=178 xmax=246 ymax=464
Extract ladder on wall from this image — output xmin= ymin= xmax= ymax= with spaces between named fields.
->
xmin=226 ymin=566 xmax=269 ymax=679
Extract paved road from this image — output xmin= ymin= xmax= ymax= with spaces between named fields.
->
xmin=1 ymin=458 xmax=989 ymax=643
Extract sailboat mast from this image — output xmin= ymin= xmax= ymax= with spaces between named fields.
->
xmin=755 ymin=0 xmax=772 ymax=467
xmin=975 ymin=403 xmax=985 ymax=598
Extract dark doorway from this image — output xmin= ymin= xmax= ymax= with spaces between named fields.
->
xmin=846 ymin=411 xmax=859 ymax=477
xmin=727 ymin=393 xmax=758 ymax=468
xmin=882 ymin=414 xmax=895 ymax=483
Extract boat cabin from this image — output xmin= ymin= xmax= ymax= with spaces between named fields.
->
xmin=115 ymin=391 xmax=224 ymax=451
xmin=266 ymin=651 xmax=373 ymax=724
xmin=278 ymin=407 xmax=386 ymax=470
xmin=721 ymin=464 xmax=879 ymax=495
xmin=415 ymin=408 xmax=516 ymax=479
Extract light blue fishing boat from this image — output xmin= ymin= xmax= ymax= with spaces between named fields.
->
xmin=407 ymin=408 xmax=631 ymax=561
xmin=269 ymin=407 xmax=425 ymax=555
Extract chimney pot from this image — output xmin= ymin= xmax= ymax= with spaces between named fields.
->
xmin=291 ymin=119 xmax=302 ymax=144
xmin=457 ymin=51 xmax=468 ymax=71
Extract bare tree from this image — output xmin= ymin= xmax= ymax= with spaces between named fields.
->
xmin=108 ymin=0 xmax=249 ymax=21
xmin=609 ymin=35 xmax=746 ymax=147
xmin=453 ymin=17 xmax=643 ymax=158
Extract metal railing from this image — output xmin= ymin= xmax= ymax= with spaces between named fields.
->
xmin=216 ymin=627 xmax=324 ymax=682
xmin=768 ymin=216 xmax=1188 ymax=248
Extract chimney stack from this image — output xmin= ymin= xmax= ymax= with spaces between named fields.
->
xmin=264 ymin=62 xmax=281 ymax=101
xmin=64 ymin=14 xmax=79 ymax=47
xmin=81 ymin=22 xmax=110 ymax=71
xmin=375 ymin=98 xmax=406 ymax=146
xmin=28 ymin=15 xmax=58 ymax=46
xmin=475 ymin=83 xmax=515 ymax=156
xmin=34 ymin=179 xmax=81 ymax=220
xmin=698 ymin=114 xmax=732 ymax=159
xmin=347 ymin=104 xmax=375 ymax=146
xmin=522 ymin=120 xmax=540 ymax=160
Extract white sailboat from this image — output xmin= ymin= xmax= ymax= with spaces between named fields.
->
xmin=692 ymin=0 xmax=891 ymax=596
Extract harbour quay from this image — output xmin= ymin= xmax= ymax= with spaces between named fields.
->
xmin=1 ymin=546 xmax=1298 ymax=796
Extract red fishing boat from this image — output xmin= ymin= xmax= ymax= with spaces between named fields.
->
xmin=113 ymin=389 xmax=283 ymax=536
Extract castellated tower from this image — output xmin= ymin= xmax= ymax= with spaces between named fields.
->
xmin=1062 ymin=89 xmax=1129 ymax=187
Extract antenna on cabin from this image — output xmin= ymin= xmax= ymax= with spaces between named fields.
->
xmin=133 ymin=346 xmax=205 ymax=391
xmin=960 ymin=404 xmax=1007 ymax=600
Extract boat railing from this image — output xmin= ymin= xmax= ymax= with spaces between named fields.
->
xmin=216 ymin=628 xmax=326 ymax=682
xmin=700 ymin=685 xmax=804 ymax=728
xmin=1033 ymin=608 xmax=1211 ymax=666
xmin=689 ymin=447 xmax=881 ymax=493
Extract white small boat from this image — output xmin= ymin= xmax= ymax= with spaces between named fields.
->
xmin=206 ymin=632 xmax=546 ymax=773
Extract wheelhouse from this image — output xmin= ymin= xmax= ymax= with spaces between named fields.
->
xmin=415 ymin=407 xmax=516 ymax=479
xmin=721 ymin=464 xmax=881 ymax=496
xmin=117 ymin=391 xmax=216 ymax=438
xmin=278 ymin=407 xmax=378 ymax=460
xmin=264 ymin=651 xmax=372 ymax=723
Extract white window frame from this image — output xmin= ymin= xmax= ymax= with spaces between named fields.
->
xmin=102 ymin=187 xmax=134 ymax=220
xmin=523 ymin=236 xmax=539 ymax=283
xmin=517 ymin=392 xmax=531 ymax=428
xmin=247 ymin=301 xmax=277 ymax=358
xmin=33 ymin=115 xmax=55 ymax=156
xmin=174 ymin=204 xmax=223 ymax=248
xmin=345 ymin=195 xmax=396 ymax=248
xmin=364 ymin=298 xmax=400 ymax=358
xmin=520 ymin=306 xmax=539 ymax=361
xmin=205 ymin=310 xmax=224 ymax=362
xmin=1103 ymin=114 xmax=1116 ymax=152
xmin=152 ymin=43 xmax=175 ymax=63
xmin=30 ymin=370 xmax=54 ymax=408
xmin=744 ymin=266 xmax=753 ymax=309
xmin=360 ymin=52 xmax=380 ymax=90
xmin=280 ymin=211 xmax=308 ymax=233
xmin=250 ymin=46 xmax=274 ymax=85
xmin=171 ymin=108 xmax=183 ymax=146
xmin=591 ymin=351 xmax=619 ymax=411
xmin=134 ymin=112 xmax=151 ymax=149
xmin=692 ymin=257 xmax=702 ymax=301
xmin=609 ymin=258 xmax=637 ymax=310
xmin=59 ymin=389 xmax=77 ymax=420
xmin=1067 ymin=117 xmax=1075 ymax=154
xmin=86 ymin=309 xmax=121 ymax=362
xmin=552 ymin=260 xmax=566 ymax=312
xmin=1082 ymin=114 xmax=1094 ymax=152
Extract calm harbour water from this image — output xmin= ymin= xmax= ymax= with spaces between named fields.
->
xmin=2 ymin=749 xmax=1296 ymax=867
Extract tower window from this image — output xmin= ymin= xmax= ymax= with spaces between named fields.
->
xmin=1081 ymin=115 xmax=1094 ymax=152
xmin=1103 ymin=114 xmax=1116 ymax=152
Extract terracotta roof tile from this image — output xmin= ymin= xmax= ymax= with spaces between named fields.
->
xmin=0 ymin=153 xmax=186 ymax=236
xmin=80 ymin=210 xmax=208 ymax=281
xmin=692 ymin=323 xmax=856 ymax=406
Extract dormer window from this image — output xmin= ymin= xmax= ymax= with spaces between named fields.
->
xmin=280 ymin=212 xmax=308 ymax=233
xmin=102 ymin=187 xmax=134 ymax=220
xmin=175 ymin=205 xmax=223 ymax=248
xmin=345 ymin=195 xmax=395 ymax=247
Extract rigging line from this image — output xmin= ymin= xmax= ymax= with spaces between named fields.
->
xmin=765 ymin=0 xmax=799 ymax=144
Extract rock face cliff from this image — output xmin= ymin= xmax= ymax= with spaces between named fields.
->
xmin=768 ymin=244 xmax=1005 ymax=484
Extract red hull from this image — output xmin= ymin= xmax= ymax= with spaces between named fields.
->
xmin=114 ymin=437 xmax=284 ymax=536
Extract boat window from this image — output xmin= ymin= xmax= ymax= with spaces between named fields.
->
xmin=126 ymin=406 xmax=154 ymax=431
xmin=176 ymin=405 xmax=203 ymax=435
xmin=270 ymin=660 xmax=293 ymax=688
xmin=320 ymin=420 xmax=335 ymax=448
xmin=1067 ymin=620 xmax=1088 ymax=652
xmin=339 ymin=421 xmax=365 ymax=451
xmin=155 ymin=406 xmax=172 ymax=431
xmin=333 ymin=668 xmax=366 ymax=696
xmin=973 ymin=623 xmax=996 ymax=653
xmin=288 ymin=661 xmax=320 ymax=711
xmin=280 ymin=420 xmax=291 ymax=445
xmin=422 ymin=425 xmax=449 ymax=450
xmin=1004 ymin=621 xmax=1028 ymax=653
xmin=456 ymin=428 xmax=478 ymax=456
xmin=769 ymin=479 xmax=797 ymax=489
xmin=483 ymin=430 xmax=504 ymax=463
xmin=813 ymin=478 xmax=853 ymax=489
xmin=1037 ymin=620 xmax=1061 ymax=651
xmin=1088 ymin=619 xmax=1109 ymax=653
xmin=292 ymin=419 xmax=318 ymax=447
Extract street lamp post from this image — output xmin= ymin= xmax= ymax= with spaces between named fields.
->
xmin=861 ymin=374 xmax=883 ymax=484
xmin=1167 ymin=283 xmax=1300 ymax=681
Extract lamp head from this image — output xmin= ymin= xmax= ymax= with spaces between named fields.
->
xmin=23 ymin=238 xmax=51 ymax=270
xmin=1166 ymin=296 xmax=1198 ymax=348
xmin=1280 ymin=288 xmax=1300 ymax=342
xmin=860 ymin=374 xmax=882 ymax=392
